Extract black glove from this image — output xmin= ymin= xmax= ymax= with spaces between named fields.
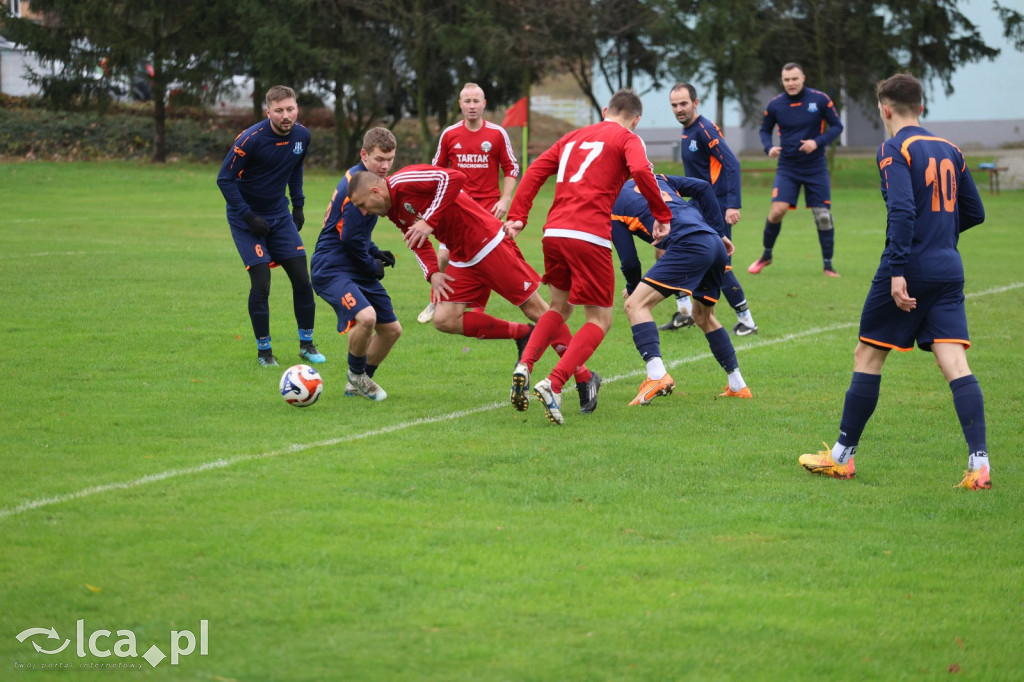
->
xmin=292 ymin=206 xmax=304 ymax=232
xmin=377 ymin=250 xmax=396 ymax=268
xmin=373 ymin=258 xmax=386 ymax=280
xmin=243 ymin=213 xmax=270 ymax=238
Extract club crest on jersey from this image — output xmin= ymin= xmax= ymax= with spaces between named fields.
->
xmin=808 ymin=102 xmax=818 ymax=113
xmin=688 ymin=140 xmax=698 ymax=152
xmin=481 ymin=141 xmax=492 ymax=153
xmin=293 ymin=142 xmax=304 ymax=154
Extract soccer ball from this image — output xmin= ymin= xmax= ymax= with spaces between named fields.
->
xmin=279 ymin=364 xmax=323 ymax=407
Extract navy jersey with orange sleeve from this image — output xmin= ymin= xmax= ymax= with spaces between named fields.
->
xmin=508 ymin=119 xmax=671 ymax=240
xmin=310 ymin=161 xmax=386 ymax=282
xmin=680 ymin=114 xmax=741 ymax=211
xmin=758 ymin=87 xmax=842 ymax=170
xmin=876 ymin=126 xmax=984 ymax=282
xmin=216 ymin=120 xmax=310 ymax=218
xmin=611 ymin=175 xmax=724 ymax=291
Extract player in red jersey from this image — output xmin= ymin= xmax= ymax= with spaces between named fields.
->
xmin=347 ymin=165 xmax=599 ymax=409
xmin=504 ymin=89 xmax=672 ymax=425
xmin=417 ymin=83 xmax=521 ymax=325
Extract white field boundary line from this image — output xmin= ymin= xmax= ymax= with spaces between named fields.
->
xmin=0 ymin=250 xmax=120 ymax=259
xmin=2 ymin=281 xmax=1020 ymax=521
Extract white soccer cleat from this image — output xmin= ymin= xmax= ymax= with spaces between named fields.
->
xmin=511 ymin=362 xmax=530 ymax=412
xmin=346 ymin=371 xmax=387 ymax=401
xmin=533 ymin=378 xmax=564 ymax=425
xmin=417 ymin=302 xmax=436 ymax=324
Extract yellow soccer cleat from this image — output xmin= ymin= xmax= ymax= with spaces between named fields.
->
xmin=629 ymin=374 xmax=675 ymax=406
xmin=955 ymin=465 xmax=991 ymax=490
xmin=799 ymin=443 xmax=855 ymax=479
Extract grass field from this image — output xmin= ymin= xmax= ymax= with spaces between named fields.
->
xmin=1 ymin=157 xmax=1022 ymax=681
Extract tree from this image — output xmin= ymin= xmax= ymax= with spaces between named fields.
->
xmin=750 ymin=0 xmax=1009 ymax=122
xmin=663 ymin=0 xmax=773 ymax=129
xmin=2 ymin=0 xmax=235 ymax=162
xmin=310 ymin=2 xmax=403 ymax=168
xmin=383 ymin=0 xmax=534 ymax=161
xmin=555 ymin=0 xmax=670 ymax=115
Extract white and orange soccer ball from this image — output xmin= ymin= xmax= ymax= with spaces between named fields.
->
xmin=279 ymin=364 xmax=323 ymax=407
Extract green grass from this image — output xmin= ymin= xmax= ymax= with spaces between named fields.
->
xmin=1 ymin=158 xmax=1022 ymax=681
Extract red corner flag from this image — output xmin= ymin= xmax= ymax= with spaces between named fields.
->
xmin=502 ymin=98 xmax=528 ymax=128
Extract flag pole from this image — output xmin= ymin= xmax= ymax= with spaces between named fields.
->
xmin=522 ymin=95 xmax=529 ymax=172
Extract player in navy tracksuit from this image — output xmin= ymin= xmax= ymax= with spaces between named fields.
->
xmin=671 ymin=82 xmax=758 ymax=336
xmin=749 ymin=63 xmax=844 ymax=277
xmin=612 ymin=174 xmax=752 ymax=406
xmin=310 ymin=128 xmax=400 ymax=402
xmin=799 ymin=73 xmax=990 ymax=490
xmin=217 ymin=85 xmax=324 ymax=368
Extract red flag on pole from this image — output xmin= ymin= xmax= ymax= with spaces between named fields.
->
xmin=502 ymin=98 xmax=529 ymax=128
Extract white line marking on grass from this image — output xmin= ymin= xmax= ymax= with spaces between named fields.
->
xmin=0 ymin=251 xmax=119 ymax=259
xmin=2 ymin=282 xmax=1020 ymax=520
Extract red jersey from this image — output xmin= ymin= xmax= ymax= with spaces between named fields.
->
xmin=385 ymin=165 xmax=507 ymax=280
xmin=508 ymin=120 xmax=671 ymax=247
xmin=432 ymin=120 xmax=520 ymax=206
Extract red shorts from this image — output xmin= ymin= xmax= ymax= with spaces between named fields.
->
xmin=445 ymin=237 xmax=541 ymax=309
xmin=541 ymin=236 xmax=615 ymax=308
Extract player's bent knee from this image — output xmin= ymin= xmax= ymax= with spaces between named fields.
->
xmin=812 ymin=206 xmax=834 ymax=231
xmin=247 ymin=264 xmax=272 ymax=298
xmin=378 ymin=321 xmax=402 ymax=342
xmin=354 ymin=308 xmax=378 ymax=329
xmin=431 ymin=311 xmax=460 ymax=334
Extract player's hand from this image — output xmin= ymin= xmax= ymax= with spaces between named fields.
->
xmin=377 ymin=250 xmax=396 ymax=267
xmin=373 ymin=258 xmax=386 ymax=280
xmin=725 ymin=208 xmax=740 ymax=225
xmin=891 ymin=276 xmax=916 ymax=312
xmin=799 ymin=139 xmax=819 ymax=154
xmin=404 ymin=219 xmax=433 ymax=249
xmin=651 ymin=220 xmax=670 ymax=245
xmin=491 ymin=198 xmax=510 ymax=220
xmin=768 ymin=146 xmax=782 ymax=159
xmin=243 ymin=213 xmax=270 ymax=238
xmin=503 ymin=220 xmax=524 ymax=239
xmin=292 ymin=206 xmax=305 ymax=232
xmin=429 ymin=271 xmax=455 ymax=301
xmin=721 ymin=236 xmax=735 ymax=257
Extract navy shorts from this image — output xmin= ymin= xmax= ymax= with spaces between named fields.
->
xmin=229 ymin=212 xmax=307 ymax=267
xmin=859 ymin=278 xmax=969 ymax=352
xmin=641 ymin=231 xmax=727 ymax=305
xmin=312 ymin=272 xmax=398 ymax=333
xmin=771 ymin=165 xmax=831 ymax=208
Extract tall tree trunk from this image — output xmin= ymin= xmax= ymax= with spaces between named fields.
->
xmin=151 ymin=78 xmax=168 ymax=163
xmin=715 ymin=74 xmax=726 ymax=131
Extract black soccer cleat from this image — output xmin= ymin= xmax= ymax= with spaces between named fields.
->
xmin=576 ymin=371 xmax=602 ymax=414
xmin=658 ymin=311 xmax=695 ymax=331
xmin=515 ymin=323 xmax=535 ymax=361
